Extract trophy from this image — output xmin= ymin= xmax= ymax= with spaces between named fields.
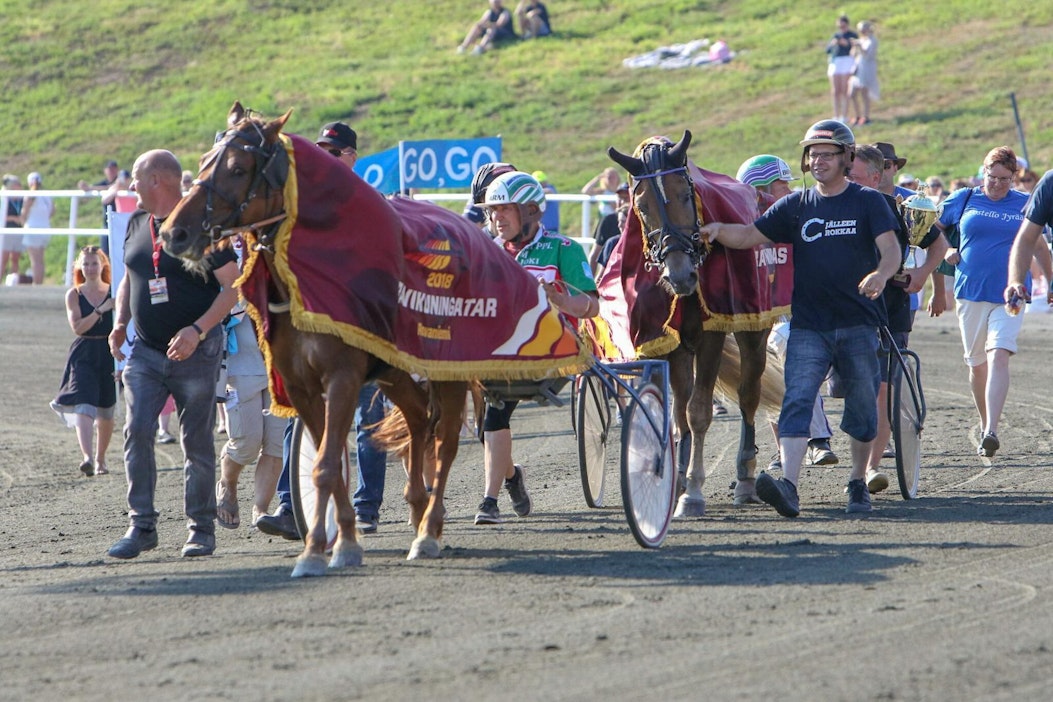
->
xmin=891 ymin=190 xmax=942 ymax=288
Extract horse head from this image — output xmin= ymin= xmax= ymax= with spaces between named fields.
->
xmin=161 ymin=100 xmax=291 ymax=263
xmin=607 ymin=130 xmax=707 ymax=297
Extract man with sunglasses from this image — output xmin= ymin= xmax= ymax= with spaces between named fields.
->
xmin=701 ymin=119 xmax=901 ymax=517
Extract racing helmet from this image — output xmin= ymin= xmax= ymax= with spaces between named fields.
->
xmin=799 ymin=119 xmax=855 ymax=173
xmin=470 ymin=161 xmax=517 ymax=204
xmin=480 ymin=171 xmax=547 ymax=214
xmin=736 ymin=154 xmax=798 ymax=187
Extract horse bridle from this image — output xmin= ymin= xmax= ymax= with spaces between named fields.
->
xmin=193 ymin=119 xmax=288 ymax=247
xmin=632 ymin=142 xmax=706 ymax=269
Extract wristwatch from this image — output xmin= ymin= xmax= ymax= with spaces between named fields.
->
xmin=191 ymin=322 xmax=206 ymax=341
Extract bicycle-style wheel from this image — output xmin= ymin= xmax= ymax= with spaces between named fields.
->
xmin=289 ymin=418 xmax=352 ymax=548
xmin=577 ymin=373 xmax=612 ymax=508
xmin=620 ymin=382 xmax=676 ymax=548
xmin=891 ymin=350 xmax=924 ymax=499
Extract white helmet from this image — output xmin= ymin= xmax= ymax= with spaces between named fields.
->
xmin=480 ymin=171 xmax=547 ymax=213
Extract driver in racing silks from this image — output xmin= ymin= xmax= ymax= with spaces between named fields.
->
xmin=472 ymin=170 xmax=599 ymax=525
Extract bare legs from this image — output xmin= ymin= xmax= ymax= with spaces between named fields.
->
xmin=25 ymin=245 xmax=45 ymax=284
xmin=483 ymin=428 xmax=515 ymax=499
xmin=73 ymin=412 xmax=114 ymax=473
xmin=969 ymin=348 xmax=1011 ymax=438
xmin=830 ymin=73 xmax=851 ymax=122
xmin=850 ymin=86 xmax=871 ymax=124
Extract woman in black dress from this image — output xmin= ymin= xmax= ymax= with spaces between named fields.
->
xmin=51 ymin=246 xmax=117 ymax=476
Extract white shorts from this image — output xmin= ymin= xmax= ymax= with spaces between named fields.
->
xmin=828 ymin=56 xmax=855 ymax=77
xmin=956 ymin=299 xmax=1024 ymax=366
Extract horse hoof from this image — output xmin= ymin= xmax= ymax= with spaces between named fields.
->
xmin=328 ymin=539 xmax=365 ymax=569
xmin=733 ymin=479 xmax=764 ymax=505
xmin=291 ymin=552 xmax=329 ymax=578
xmin=407 ymin=535 xmax=443 ymax=560
xmin=673 ymin=494 xmax=706 ymax=519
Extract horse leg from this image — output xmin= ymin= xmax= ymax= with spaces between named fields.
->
xmin=377 ymin=373 xmax=430 ymax=528
xmin=674 ymin=338 xmax=722 ymax=519
xmin=288 ymin=350 xmax=367 ymax=577
xmin=666 ymin=349 xmax=692 ymax=499
xmin=409 ymin=381 xmax=467 ymax=560
xmin=731 ymin=330 xmax=770 ymax=505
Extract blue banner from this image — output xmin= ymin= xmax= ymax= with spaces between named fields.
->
xmin=353 ymin=137 xmax=502 ymax=194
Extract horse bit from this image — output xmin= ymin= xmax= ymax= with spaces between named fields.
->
xmin=632 ymin=144 xmax=706 ymax=271
xmin=194 ymin=119 xmax=288 ymax=250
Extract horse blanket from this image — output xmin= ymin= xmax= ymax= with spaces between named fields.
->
xmin=595 ymin=158 xmax=793 ymax=360
xmin=238 ymin=133 xmax=590 ymax=415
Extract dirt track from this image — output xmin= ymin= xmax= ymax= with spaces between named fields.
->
xmin=4 ymin=284 xmax=1053 ymax=701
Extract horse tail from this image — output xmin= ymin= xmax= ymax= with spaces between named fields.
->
xmin=713 ymin=335 xmax=785 ymax=417
xmin=371 ymin=406 xmax=412 ymax=458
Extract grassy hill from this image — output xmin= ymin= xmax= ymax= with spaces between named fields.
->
xmin=2 ymin=0 xmax=1052 ymax=279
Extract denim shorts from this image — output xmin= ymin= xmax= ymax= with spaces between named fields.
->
xmin=779 ymin=325 xmax=881 ymax=442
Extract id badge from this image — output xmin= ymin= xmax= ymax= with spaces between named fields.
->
xmin=149 ymin=277 xmax=169 ymax=304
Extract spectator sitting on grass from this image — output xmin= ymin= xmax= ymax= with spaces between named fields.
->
xmin=457 ymin=0 xmax=516 ymax=56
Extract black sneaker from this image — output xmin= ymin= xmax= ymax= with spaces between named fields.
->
xmin=356 ymin=514 xmax=379 ymax=534
xmin=505 ymin=464 xmax=532 ymax=517
xmin=979 ymin=431 xmax=1000 ymax=457
xmin=755 ymin=473 xmax=800 ymax=518
xmin=474 ymin=497 xmax=502 ymax=525
xmin=255 ymin=505 xmax=301 ymax=540
xmin=846 ymin=478 xmax=872 ymax=514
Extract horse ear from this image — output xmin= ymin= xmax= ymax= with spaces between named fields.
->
xmin=668 ymin=130 xmax=693 ymax=166
xmin=263 ymin=109 xmax=294 ymax=142
xmin=228 ymin=101 xmax=246 ymax=128
xmin=607 ymin=146 xmax=644 ymax=178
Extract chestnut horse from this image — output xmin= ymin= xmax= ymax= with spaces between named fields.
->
xmin=160 ymin=103 xmax=467 ymax=576
xmin=606 ymin=131 xmax=784 ymax=515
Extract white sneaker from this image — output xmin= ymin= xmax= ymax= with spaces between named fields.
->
xmin=866 ymin=469 xmax=890 ymax=494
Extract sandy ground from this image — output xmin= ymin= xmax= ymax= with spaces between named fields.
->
xmin=3 ymin=284 xmax=1053 ymax=701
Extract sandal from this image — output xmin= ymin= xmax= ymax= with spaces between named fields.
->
xmin=216 ymin=481 xmax=240 ymax=529
xmin=79 ymin=460 xmax=94 ymax=477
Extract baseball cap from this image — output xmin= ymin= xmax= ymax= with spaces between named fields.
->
xmin=897 ymin=173 xmax=918 ymax=186
xmin=104 ymin=159 xmax=118 ymax=168
xmin=317 ymin=122 xmax=357 ymax=151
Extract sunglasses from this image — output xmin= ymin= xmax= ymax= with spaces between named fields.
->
xmin=325 ymin=147 xmax=354 ymax=158
xmin=80 ymin=245 xmax=100 ymax=253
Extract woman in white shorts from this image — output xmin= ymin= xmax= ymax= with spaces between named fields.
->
xmin=825 ymin=15 xmax=858 ymax=124
xmin=20 ymin=171 xmax=54 ymax=285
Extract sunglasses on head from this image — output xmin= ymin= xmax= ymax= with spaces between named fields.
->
xmin=81 ymin=245 xmax=100 ymax=253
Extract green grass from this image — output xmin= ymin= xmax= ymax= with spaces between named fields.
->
xmin=1 ymin=0 xmax=1051 ymax=281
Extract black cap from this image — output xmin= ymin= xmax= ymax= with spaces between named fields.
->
xmin=317 ymin=122 xmax=357 ymax=151
xmin=104 ymin=159 xmax=118 ymax=168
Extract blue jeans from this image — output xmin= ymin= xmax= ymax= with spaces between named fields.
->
xmin=275 ymin=383 xmax=387 ymax=519
xmin=779 ymin=326 xmax=881 ymax=442
xmin=122 ymin=332 xmax=223 ymax=533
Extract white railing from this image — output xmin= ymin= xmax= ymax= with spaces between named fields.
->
xmin=0 ymin=190 xmax=619 ymax=286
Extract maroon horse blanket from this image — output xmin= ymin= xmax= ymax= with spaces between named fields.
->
xmin=594 ymin=157 xmax=793 ymax=360
xmin=239 ymin=134 xmax=590 ymax=415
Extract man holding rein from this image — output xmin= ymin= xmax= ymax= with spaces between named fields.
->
xmin=699 ymin=120 xmax=901 ymax=517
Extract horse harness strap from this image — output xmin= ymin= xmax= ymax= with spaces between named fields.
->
xmin=632 ymin=144 xmax=705 ymax=269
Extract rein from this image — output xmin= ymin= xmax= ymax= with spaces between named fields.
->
xmin=632 ymin=145 xmax=705 ymax=270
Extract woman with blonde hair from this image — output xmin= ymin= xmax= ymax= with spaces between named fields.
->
xmin=849 ymin=20 xmax=879 ymax=125
xmin=50 ymin=245 xmax=117 ymax=476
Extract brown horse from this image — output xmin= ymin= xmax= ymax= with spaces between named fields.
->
xmin=606 ymin=131 xmax=785 ymax=515
xmin=160 ymin=103 xmax=468 ymax=576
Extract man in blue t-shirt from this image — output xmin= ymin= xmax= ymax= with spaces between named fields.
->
xmin=700 ymin=120 xmax=900 ymax=518
xmin=1007 ymin=169 xmax=1053 ymax=307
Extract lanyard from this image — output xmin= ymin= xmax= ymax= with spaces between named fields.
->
xmin=149 ymin=215 xmax=163 ymax=279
